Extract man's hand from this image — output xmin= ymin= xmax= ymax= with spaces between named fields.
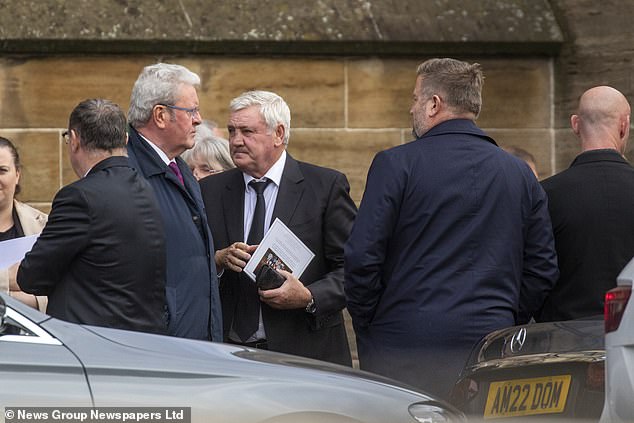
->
xmin=215 ymin=242 xmax=257 ymax=273
xmin=259 ymin=269 xmax=312 ymax=310
xmin=9 ymin=262 xmax=39 ymax=309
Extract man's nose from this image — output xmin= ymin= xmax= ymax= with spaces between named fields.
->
xmin=230 ymin=132 xmax=243 ymax=144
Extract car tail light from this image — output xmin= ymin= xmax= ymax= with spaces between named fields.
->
xmin=605 ymin=286 xmax=632 ymax=333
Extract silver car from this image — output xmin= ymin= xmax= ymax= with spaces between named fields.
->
xmin=0 ymin=293 xmax=464 ymax=423
xmin=601 ymin=256 xmax=634 ymax=422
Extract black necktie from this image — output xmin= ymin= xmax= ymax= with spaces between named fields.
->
xmin=235 ymin=179 xmax=270 ymax=342
xmin=246 ymin=180 xmax=269 ymax=245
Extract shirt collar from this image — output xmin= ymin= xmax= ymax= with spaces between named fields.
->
xmin=242 ymin=150 xmax=286 ymax=187
xmin=571 ymin=148 xmax=627 ymax=167
xmin=138 ymin=133 xmax=172 ymax=166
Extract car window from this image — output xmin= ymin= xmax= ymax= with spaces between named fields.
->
xmin=1 ymin=313 xmax=35 ymax=336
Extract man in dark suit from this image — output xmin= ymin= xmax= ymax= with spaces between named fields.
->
xmin=344 ymin=58 xmax=559 ymax=399
xmin=200 ymin=90 xmax=355 ymax=365
xmin=537 ymin=86 xmax=634 ymax=321
xmin=126 ymin=63 xmax=222 ymax=341
xmin=18 ymin=99 xmax=167 ymax=334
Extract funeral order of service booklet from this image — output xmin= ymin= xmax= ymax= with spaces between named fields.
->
xmin=243 ymin=218 xmax=315 ymax=282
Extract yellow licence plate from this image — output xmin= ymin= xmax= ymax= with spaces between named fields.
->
xmin=484 ymin=375 xmax=571 ymax=419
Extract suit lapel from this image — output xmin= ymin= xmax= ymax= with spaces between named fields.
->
xmin=172 ymin=157 xmax=197 ymax=202
xmin=272 ymin=154 xmax=304 ymax=225
xmin=165 ymin=168 xmax=185 ymax=192
xmin=224 ymin=172 xmax=246 ymax=243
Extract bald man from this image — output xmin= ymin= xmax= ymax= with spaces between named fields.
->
xmin=536 ymin=86 xmax=634 ymax=321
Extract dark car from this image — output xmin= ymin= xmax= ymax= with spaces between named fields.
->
xmin=0 ymin=293 xmax=464 ymax=423
xmin=450 ymin=318 xmax=604 ymax=420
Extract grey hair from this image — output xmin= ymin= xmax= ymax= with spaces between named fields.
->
xmin=416 ymin=58 xmax=483 ymax=118
xmin=128 ymin=63 xmax=200 ymax=128
xmin=230 ymin=90 xmax=291 ymax=145
xmin=182 ymin=123 xmax=235 ymax=171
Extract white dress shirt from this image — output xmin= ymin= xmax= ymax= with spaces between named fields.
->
xmin=230 ymin=150 xmax=287 ymax=342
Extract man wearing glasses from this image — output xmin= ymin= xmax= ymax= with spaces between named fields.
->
xmin=18 ymin=99 xmax=167 ymax=335
xmin=126 ymin=63 xmax=222 ymax=342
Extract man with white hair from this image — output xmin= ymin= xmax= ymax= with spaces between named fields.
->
xmin=537 ymin=85 xmax=634 ymax=321
xmin=200 ymin=90 xmax=356 ymax=365
xmin=126 ymin=63 xmax=222 ymax=341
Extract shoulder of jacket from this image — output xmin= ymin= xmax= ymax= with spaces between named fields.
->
xmin=13 ymin=200 xmax=48 ymax=233
xmin=14 ymin=200 xmax=47 ymax=218
xmin=295 ymin=160 xmax=343 ymax=180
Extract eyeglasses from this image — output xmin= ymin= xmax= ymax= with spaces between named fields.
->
xmin=62 ymin=130 xmax=70 ymax=144
xmin=191 ymin=165 xmax=224 ymax=176
xmin=158 ymin=104 xmax=201 ymax=119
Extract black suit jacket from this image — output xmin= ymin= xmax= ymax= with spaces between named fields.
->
xmin=200 ymin=154 xmax=356 ymax=365
xmin=537 ymin=149 xmax=634 ymax=321
xmin=18 ymin=156 xmax=167 ymax=334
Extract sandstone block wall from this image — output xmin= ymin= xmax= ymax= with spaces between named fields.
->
xmin=550 ymin=0 xmax=634 ymax=173
xmin=0 ymin=56 xmax=554 ymax=211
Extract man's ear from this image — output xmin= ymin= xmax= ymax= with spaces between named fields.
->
xmin=570 ymin=114 xmax=580 ymax=136
xmin=620 ymin=115 xmax=630 ymax=140
xmin=274 ymin=124 xmax=286 ymax=146
xmin=428 ymin=95 xmax=442 ymax=117
xmin=153 ymin=105 xmax=170 ymax=129
xmin=70 ymin=130 xmax=81 ymax=153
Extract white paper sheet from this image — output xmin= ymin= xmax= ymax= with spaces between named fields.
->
xmin=0 ymin=234 xmax=39 ymax=269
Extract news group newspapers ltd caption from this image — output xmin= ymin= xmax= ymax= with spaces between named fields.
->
xmin=3 ymin=408 xmax=191 ymax=423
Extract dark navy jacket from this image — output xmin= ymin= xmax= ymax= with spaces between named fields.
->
xmin=127 ymin=126 xmax=222 ymax=341
xmin=344 ymin=119 xmax=558 ymax=397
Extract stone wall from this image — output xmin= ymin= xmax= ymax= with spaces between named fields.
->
xmin=9 ymin=1 xmax=634 ymax=210
xmin=0 ymin=0 xmax=567 ymax=212
xmin=550 ymin=0 xmax=634 ymax=172
xmin=0 ymin=55 xmax=553 ymax=211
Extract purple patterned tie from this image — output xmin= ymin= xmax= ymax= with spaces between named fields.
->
xmin=168 ymin=161 xmax=184 ymax=185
